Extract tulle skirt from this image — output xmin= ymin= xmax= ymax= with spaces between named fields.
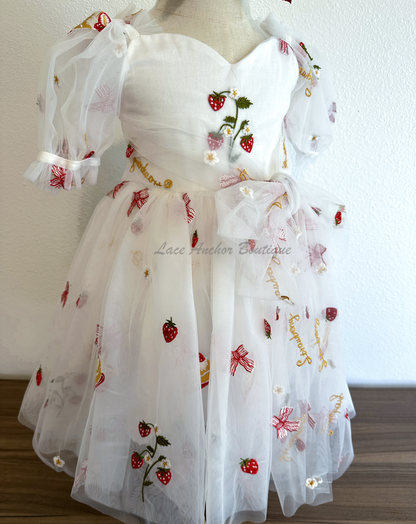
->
xmin=19 ymin=163 xmax=355 ymax=524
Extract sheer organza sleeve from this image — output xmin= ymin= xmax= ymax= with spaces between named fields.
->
xmin=261 ymin=13 xmax=337 ymax=171
xmin=24 ymin=6 xmax=157 ymax=194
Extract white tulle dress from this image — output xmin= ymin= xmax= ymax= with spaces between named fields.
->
xmin=18 ymin=3 xmax=355 ymax=524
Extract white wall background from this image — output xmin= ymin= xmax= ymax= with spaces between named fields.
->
xmin=1 ymin=0 xmax=415 ymax=385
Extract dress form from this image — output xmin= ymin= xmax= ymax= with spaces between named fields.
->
xmin=149 ymin=0 xmax=268 ymax=64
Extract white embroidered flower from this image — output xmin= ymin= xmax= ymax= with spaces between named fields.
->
xmin=223 ymin=126 xmax=233 ymax=138
xmin=242 ymin=125 xmax=252 ymax=136
xmin=53 ymin=455 xmax=65 ymax=468
xmin=290 ymin=264 xmax=300 ymax=276
xmin=314 ymin=476 xmax=323 ymax=484
xmin=200 ymin=359 xmax=208 ymax=372
xmin=315 ymin=262 xmax=328 ymax=275
xmin=273 ymin=385 xmax=285 ymax=396
xmin=295 ymin=226 xmax=302 ymax=238
xmin=240 ymin=185 xmax=254 ymax=198
xmin=229 ymin=87 xmax=239 ymax=100
xmin=161 ymin=459 xmax=171 ymax=469
xmin=203 ymin=150 xmax=220 ymax=166
xmin=154 ymin=424 xmax=160 ymax=435
xmin=144 ymin=452 xmax=152 ymax=465
xmin=306 ymin=477 xmax=318 ymax=489
xmin=114 ymin=40 xmax=128 ymax=58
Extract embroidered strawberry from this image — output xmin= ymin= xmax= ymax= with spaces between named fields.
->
xmin=239 ymin=458 xmax=259 ymax=475
xmin=156 ymin=468 xmax=171 ymax=485
xmin=76 ymin=292 xmax=88 ymax=308
xmin=240 ymin=134 xmax=254 ymax=153
xmin=163 ymin=318 xmax=178 ymax=343
xmin=138 ymin=421 xmax=152 ymax=438
xmin=334 ymin=210 xmax=342 ymax=226
xmin=325 ymin=307 xmax=338 ymax=322
xmin=60 ymin=281 xmax=69 ymax=307
xmin=94 ymin=12 xmax=111 ymax=32
xmin=207 ymin=132 xmax=224 ymax=150
xmin=208 ymin=91 xmax=226 ymax=111
xmin=192 ymin=230 xmax=198 ymax=248
xmin=248 ymin=239 xmax=256 ymax=253
xmin=296 ymin=439 xmax=306 ymax=452
xmin=305 ymin=306 xmax=310 ymax=319
xmin=36 ymin=366 xmax=42 ymax=386
xmin=264 ymin=319 xmax=272 ymax=339
xmin=126 ymin=144 xmax=135 ymax=158
xmin=131 ymin=452 xmax=144 ymax=469
xmin=276 ymin=306 xmax=280 ymax=321
xmin=345 ymin=409 xmax=350 ymax=421
xmin=83 ymin=150 xmax=95 ymax=159
xmin=95 ymin=373 xmax=105 ymax=388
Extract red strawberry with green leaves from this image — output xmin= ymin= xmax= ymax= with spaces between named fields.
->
xmin=156 ymin=468 xmax=171 ymax=485
xmin=138 ymin=421 xmax=152 ymax=438
xmin=264 ymin=319 xmax=272 ymax=339
xmin=131 ymin=452 xmax=144 ymax=469
xmin=36 ymin=366 xmax=42 ymax=386
xmin=276 ymin=306 xmax=280 ymax=321
xmin=239 ymin=458 xmax=259 ymax=475
xmin=192 ymin=230 xmax=198 ymax=248
xmin=240 ymin=134 xmax=254 ymax=153
xmin=334 ymin=210 xmax=342 ymax=226
xmin=163 ymin=318 xmax=178 ymax=343
xmin=325 ymin=307 xmax=338 ymax=322
xmin=83 ymin=150 xmax=95 ymax=160
xmin=208 ymin=91 xmax=226 ymax=111
xmin=207 ymin=132 xmax=224 ymax=150
xmin=126 ymin=144 xmax=134 ymax=158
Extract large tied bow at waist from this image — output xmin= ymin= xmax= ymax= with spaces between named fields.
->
xmin=214 ymin=172 xmax=343 ymax=302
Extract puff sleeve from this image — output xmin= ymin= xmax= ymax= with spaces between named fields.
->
xmin=24 ymin=11 xmax=133 ymax=193
xmin=261 ymin=14 xmax=337 ymax=171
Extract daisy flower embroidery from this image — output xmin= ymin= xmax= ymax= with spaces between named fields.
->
xmin=143 ymin=452 xmax=152 ymax=465
xmin=203 ymin=150 xmax=219 ymax=166
xmin=229 ymin=87 xmax=239 ymax=100
xmin=240 ymin=185 xmax=254 ymax=198
xmin=290 ymin=264 xmax=300 ymax=276
xmin=223 ymin=126 xmax=233 ymax=138
xmin=242 ymin=125 xmax=252 ymax=136
xmin=53 ymin=455 xmax=65 ymax=468
xmin=114 ymin=40 xmax=127 ymax=58
xmin=154 ymin=424 xmax=161 ymax=436
xmin=315 ymin=262 xmax=328 ymax=275
xmin=161 ymin=459 xmax=171 ymax=469
xmin=89 ymin=84 xmax=118 ymax=113
xmin=306 ymin=477 xmax=318 ymax=489
xmin=273 ymin=385 xmax=285 ymax=396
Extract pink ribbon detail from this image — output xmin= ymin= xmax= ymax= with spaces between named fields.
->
xmin=230 ymin=344 xmax=255 ymax=376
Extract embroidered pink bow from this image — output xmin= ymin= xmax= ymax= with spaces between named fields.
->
xmin=308 ymin=242 xmax=327 ymax=266
xmin=74 ymin=459 xmax=88 ymax=489
xmin=127 ymin=189 xmax=149 ymax=217
xmin=270 ymin=406 xmax=301 ymax=440
xmin=49 ymin=164 xmax=68 ymax=190
xmin=298 ymin=400 xmax=316 ymax=430
xmin=279 ymin=39 xmax=290 ymax=55
xmin=230 ymin=344 xmax=255 ymax=376
xmin=182 ymin=193 xmax=196 ymax=223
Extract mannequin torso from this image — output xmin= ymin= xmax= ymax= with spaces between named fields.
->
xmin=148 ymin=0 xmax=268 ymax=64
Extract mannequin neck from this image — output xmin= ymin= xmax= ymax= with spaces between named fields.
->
xmin=152 ymin=0 xmax=247 ymax=24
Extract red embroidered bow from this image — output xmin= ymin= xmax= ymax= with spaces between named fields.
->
xmin=230 ymin=344 xmax=255 ymax=376
xmin=298 ymin=400 xmax=316 ymax=430
xmin=74 ymin=459 xmax=88 ymax=489
xmin=308 ymin=242 xmax=327 ymax=266
xmin=271 ymin=406 xmax=300 ymax=439
xmin=279 ymin=39 xmax=290 ymax=55
xmin=107 ymin=180 xmax=129 ymax=199
xmin=49 ymin=164 xmax=68 ymax=190
xmin=127 ymin=189 xmax=149 ymax=217
xmin=183 ymin=193 xmax=196 ymax=223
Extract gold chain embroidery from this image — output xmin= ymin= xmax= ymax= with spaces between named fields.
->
xmin=323 ymin=393 xmax=345 ymax=436
xmin=314 ymin=318 xmax=328 ymax=372
xmin=266 ymin=264 xmax=295 ymax=304
xmin=130 ymin=157 xmax=172 ymax=189
xmin=288 ymin=314 xmax=312 ymax=367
